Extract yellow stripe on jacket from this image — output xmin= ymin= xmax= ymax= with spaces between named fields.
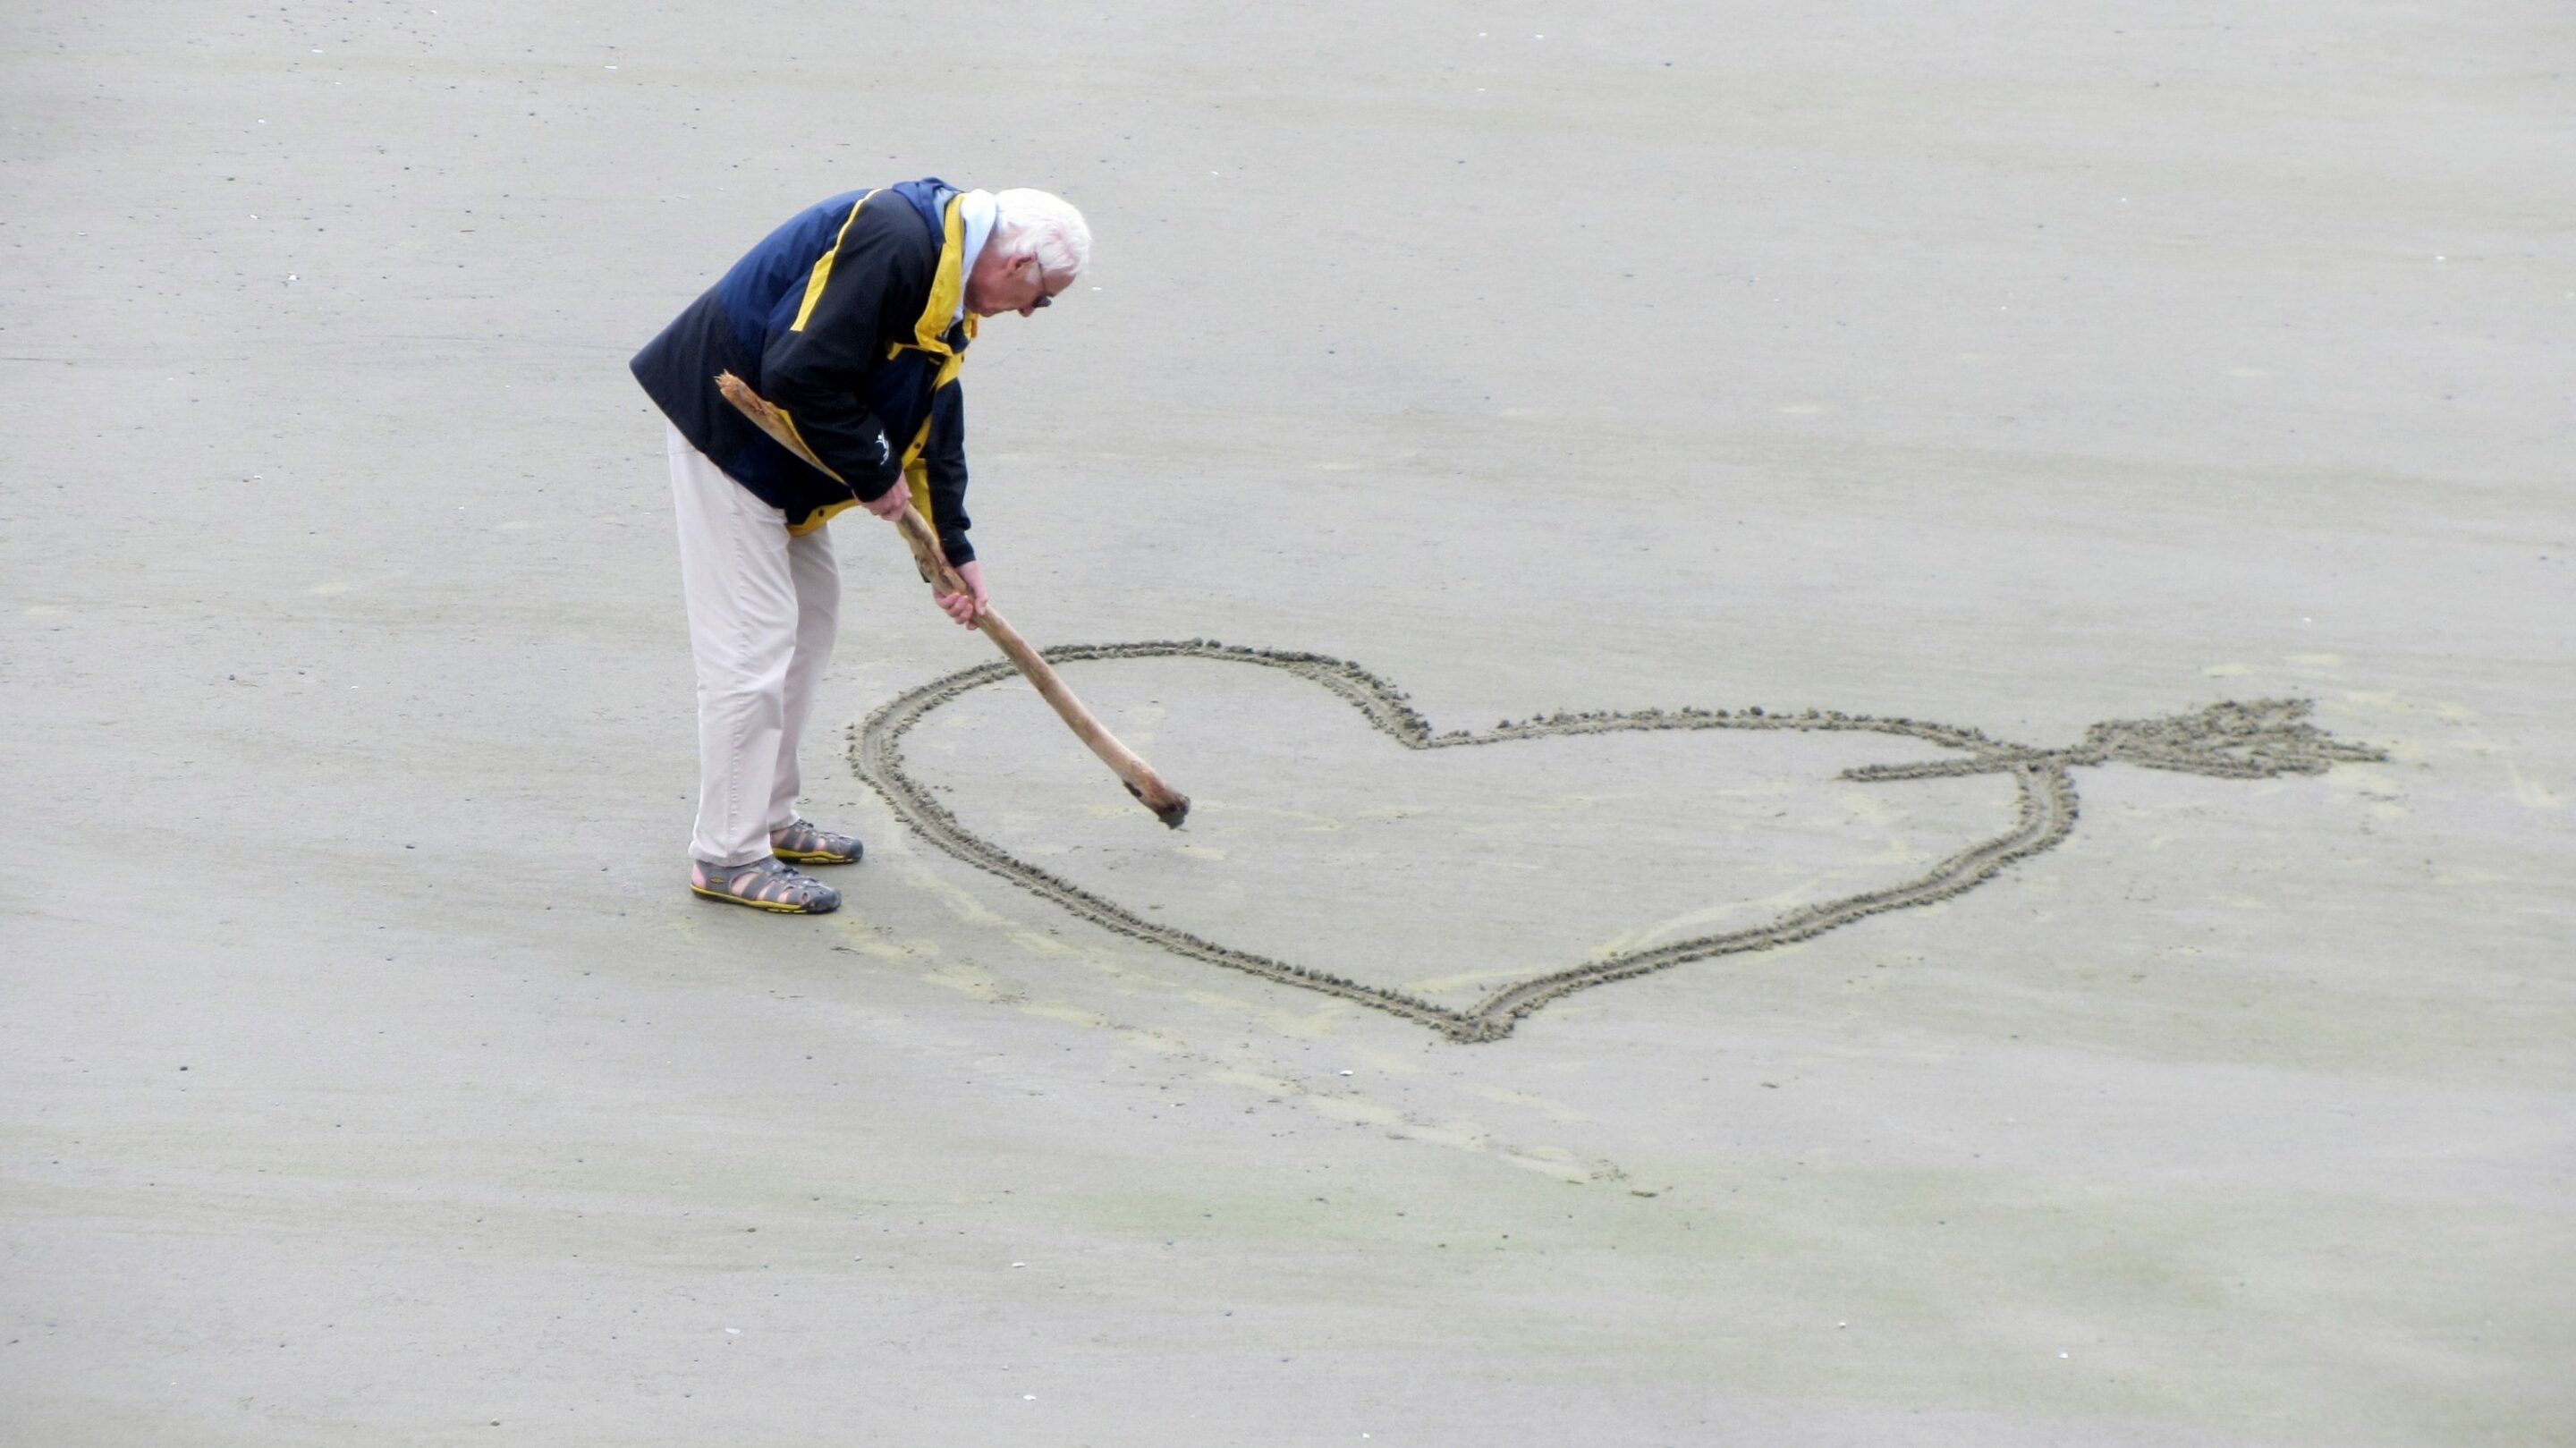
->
xmin=785 ymin=192 xmax=972 ymax=538
xmin=787 ymin=190 xmax=878 ymax=334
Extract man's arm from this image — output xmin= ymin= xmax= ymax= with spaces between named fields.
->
xmin=758 ymin=206 xmax=924 ymax=501
xmin=919 ymin=383 xmax=987 ymax=624
xmin=919 ymin=383 xmax=973 ymax=563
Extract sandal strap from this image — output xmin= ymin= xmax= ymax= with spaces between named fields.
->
xmin=775 ymin=818 xmax=856 ymax=849
xmin=771 ymin=818 xmax=863 ymax=862
xmin=706 ymin=856 xmax=834 ymax=906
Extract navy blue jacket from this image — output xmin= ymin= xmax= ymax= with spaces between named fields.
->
xmin=631 ymin=180 xmax=978 ymax=559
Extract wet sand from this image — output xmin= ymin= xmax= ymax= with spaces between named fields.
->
xmin=4 ymin=1 xmax=2572 ymax=1444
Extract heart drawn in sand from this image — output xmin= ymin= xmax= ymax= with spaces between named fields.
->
xmin=850 ymin=642 xmax=2383 ymax=1042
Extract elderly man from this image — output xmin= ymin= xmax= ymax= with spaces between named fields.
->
xmin=631 ymin=180 xmax=1088 ymax=914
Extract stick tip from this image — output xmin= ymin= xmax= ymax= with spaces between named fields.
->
xmin=1153 ymin=795 xmax=1191 ymax=829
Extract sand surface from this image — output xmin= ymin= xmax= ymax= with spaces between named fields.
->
xmin=4 ymin=2 xmax=2572 ymax=1444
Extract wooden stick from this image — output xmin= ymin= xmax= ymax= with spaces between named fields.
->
xmin=714 ymin=372 xmax=1190 ymax=827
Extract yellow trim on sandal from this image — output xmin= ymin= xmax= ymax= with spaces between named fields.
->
xmin=691 ymin=882 xmax=814 ymax=913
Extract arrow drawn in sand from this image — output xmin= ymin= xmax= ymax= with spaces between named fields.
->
xmin=849 ymin=641 xmax=2385 ymax=1043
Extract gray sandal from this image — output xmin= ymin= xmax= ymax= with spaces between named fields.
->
xmin=691 ymin=856 xmax=841 ymax=914
xmin=770 ymin=818 xmax=863 ymax=865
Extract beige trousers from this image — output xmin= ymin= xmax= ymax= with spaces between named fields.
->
xmin=667 ymin=423 xmax=842 ymax=867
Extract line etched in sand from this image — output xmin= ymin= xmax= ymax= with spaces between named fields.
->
xmin=849 ymin=641 xmax=2385 ymax=1042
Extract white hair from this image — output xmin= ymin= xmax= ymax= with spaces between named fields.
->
xmin=991 ymin=188 xmax=1092 ymax=280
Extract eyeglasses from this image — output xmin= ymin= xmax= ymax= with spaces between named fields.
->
xmin=1027 ymin=255 xmax=1054 ymax=309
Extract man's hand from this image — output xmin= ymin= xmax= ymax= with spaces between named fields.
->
xmin=862 ymin=480 xmax=912 ymax=521
xmin=934 ymin=558 xmax=988 ymax=627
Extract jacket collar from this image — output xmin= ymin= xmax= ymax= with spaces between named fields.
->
xmin=895 ymin=185 xmax=976 ymax=355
